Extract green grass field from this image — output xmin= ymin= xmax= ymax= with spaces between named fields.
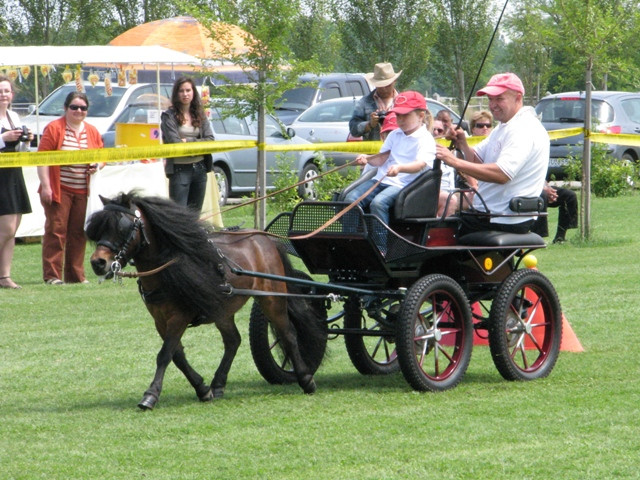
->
xmin=1 ymin=195 xmax=639 ymax=479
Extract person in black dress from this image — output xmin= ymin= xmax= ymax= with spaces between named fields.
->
xmin=0 ymin=74 xmax=32 ymax=289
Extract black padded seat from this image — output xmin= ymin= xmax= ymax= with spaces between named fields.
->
xmin=393 ymin=168 xmax=442 ymax=221
xmin=458 ymin=230 xmax=546 ymax=247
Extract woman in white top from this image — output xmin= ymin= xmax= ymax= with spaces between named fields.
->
xmin=0 ymin=75 xmax=33 ymax=289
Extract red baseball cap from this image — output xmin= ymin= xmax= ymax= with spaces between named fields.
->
xmin=390 ymin=91 xmax=427 ymax=114
xmin=380 ymin=112 xmax=398 ymax=133
xmin=477 ymin=73 xmax=525 ymax=96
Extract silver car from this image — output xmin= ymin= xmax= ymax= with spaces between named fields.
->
xmin=290 ymin=96 xmax=363 ymax=167
xmin=535 ymin=91 xmax=640 ymax=177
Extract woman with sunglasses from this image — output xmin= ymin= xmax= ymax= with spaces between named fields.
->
xmin=470 ymin=110 xmax=494 ymax=136
xmin=37 ymin=91 xmax=103 ymax=285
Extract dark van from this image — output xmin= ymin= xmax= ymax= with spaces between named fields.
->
xmin=274 ymin=73 xmax=371 ymax=124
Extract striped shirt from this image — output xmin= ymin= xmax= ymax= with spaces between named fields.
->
xmin=59 ymin=123 xmax=89 ymax=193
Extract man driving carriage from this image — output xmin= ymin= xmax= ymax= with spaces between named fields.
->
xmin=435 ymin=72 xmax=549 ymax=236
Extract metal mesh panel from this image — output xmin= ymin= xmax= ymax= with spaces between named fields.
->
xmin=264 ymin=212 xmax=298 ymax=257
xmin=289 ymin=202 xmax=367 ymax=235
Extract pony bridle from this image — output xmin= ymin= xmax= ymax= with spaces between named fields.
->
xmin=98 ymin=204 xmax=150 ymax=278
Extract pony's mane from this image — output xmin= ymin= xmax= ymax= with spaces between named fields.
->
xmin=88 ymin=191 xmax=226 ymax=318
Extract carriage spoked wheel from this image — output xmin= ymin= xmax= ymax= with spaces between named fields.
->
xmin=249 ymin=270 xmax=328 ymax=385
xmin=488 ymin=269 xmax=562 ymax=381
xmin=344 ymin=297 xmax=400 ymax=375
xmin=396 ymin=274 xmax=473 ymax=392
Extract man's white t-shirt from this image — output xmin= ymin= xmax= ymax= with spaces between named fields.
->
xmin=376 ymin=125 xmax=455 ymax=191
xmin=473 ymin=106 xmax=549 ymax=224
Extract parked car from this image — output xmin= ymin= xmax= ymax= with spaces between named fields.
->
xmin=534 ymin=91 xmax=640 ymax=177
xmin=209 ymin=106 xmax=324 ymax=203
xmin=426 ymin=99 xmax=469 ymax=132
xmin=274 ymin=73 xmax=371 ymax=125
xmin=23 ymin=81 xmax=173 ymax=144
xmin=290 ymin=96 xmax=362 ymax=166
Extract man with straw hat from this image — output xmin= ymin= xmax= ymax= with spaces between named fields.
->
xmin=349 ymin=62 xmax=402 ymax=141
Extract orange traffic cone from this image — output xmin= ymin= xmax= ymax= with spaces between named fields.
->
xmin=559 ymin=313 xmax=584 ymax=352
xmin=471 ymin=302 xmax=584 ymax=352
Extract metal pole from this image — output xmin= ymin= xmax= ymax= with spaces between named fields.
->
xmin=581 ymin=59 xmax=593 ymax=239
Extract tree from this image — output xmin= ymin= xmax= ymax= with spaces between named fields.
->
xmin=287 ymin=0 xmax=343 ymax=71
xmin=503 ymin=2 xmax=553 ymax=105
xmin=331 ymin=0 xmax=436 ymax=90
xmin=429 ymin=0 xmax=499 ymax=113
xmin=186 ymin=0 xmax=320 ymax=228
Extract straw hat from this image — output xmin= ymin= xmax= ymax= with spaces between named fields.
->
xmin=365 ymin=62 xmax=402 ymax=88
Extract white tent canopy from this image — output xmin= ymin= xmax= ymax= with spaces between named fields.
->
xmin=0 ymin=45 xmax=201 ymax=67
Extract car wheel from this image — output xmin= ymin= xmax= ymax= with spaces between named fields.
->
xmin=213 ymin=165 xmax=229 ymax=206
xmin=298 ymin=163 xmax=319 ymax=200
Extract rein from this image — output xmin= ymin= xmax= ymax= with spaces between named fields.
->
xmin=116 ymin=258 xmax=178 ymax=278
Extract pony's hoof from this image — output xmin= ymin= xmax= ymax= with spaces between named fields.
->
xmin=198 ymin=388 xmax=214 ymax=403
xmin=138 ymin=394 xmax=157 ymax=410
xmin=212 ymin=387 xmax=225 ymax=399
xmin=302 ymin=378 xmax=317 ymax=395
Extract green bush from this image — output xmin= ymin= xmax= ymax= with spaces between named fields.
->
xmin=270 ymin=153 xmax=360 ymax=211
xmin=564 ymin=142 xmax=637 ymax=197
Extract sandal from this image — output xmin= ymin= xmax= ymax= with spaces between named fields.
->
xmin=0 ymin=276 xmax=22 ymax=289
xmin=45 ymin=278 xmax=64 ymax=285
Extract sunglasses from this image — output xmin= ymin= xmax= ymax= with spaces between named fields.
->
xmin=68 ymin=104 xmax=88 ymax=111
xmin=474 ymin=123 xmax=491 ymax=129
xmin=433 ymin=128 xmax=445 ymax=134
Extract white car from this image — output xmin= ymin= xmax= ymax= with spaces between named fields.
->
xmin=290 ymin=96 xmax=363 ymax=167
xmin=22 ymin=81 xmax=173 ymax=143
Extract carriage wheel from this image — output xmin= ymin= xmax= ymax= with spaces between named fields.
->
xmin=488 ymin=269 xmax=562 ymax=381
xmin=344 ymin=297 xmax=400 ymax=375
xmin=249 ymin=271 xmax=327 ymax=385
xmin=396 ymin=274 xmax=473 ymax=392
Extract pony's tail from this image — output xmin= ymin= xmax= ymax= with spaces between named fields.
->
xmin=276 ymin=243 xmax=328 ymax=368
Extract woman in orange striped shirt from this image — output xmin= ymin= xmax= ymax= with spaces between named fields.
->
xmin=37 ymin=92 xmax=103 ymax=285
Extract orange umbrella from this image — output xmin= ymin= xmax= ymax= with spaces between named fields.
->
xmin=109 ymin=16 xmax=250 ymax=60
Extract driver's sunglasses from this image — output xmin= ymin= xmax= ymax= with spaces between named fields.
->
xmin=69 ymin=104 xmax=88 ymax=111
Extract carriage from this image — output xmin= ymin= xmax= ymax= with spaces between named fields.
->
xmin=246 ymin=167 xmax=563 ymax=392
xmin=87 ymin=167 xmax=562 ymax=409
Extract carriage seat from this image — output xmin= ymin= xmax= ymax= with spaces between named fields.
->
xmin=393 ymin=168 xmax=442 ymax=221
xmin=458 ymin=230 xmax=546 ymax=247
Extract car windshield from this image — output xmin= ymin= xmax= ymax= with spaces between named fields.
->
xmin=535 ymin=97 xmax=614 ymax=124
xmin=275 ymin=87 xmax=315 ymax=111
xmin=36 ymin=85 xmax=128 ymax=117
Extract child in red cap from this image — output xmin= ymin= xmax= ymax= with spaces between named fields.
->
xmin=345 ymin=91 xmax=456 ymax=225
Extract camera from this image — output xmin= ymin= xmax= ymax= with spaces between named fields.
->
xmin=18 ymin=126 xmax=29 ymax=143
xmin=377 ymin=110 xmax=387 ymax=123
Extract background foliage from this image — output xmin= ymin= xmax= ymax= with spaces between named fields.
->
xmin=3 ymin=0 xmax=640 ymax=105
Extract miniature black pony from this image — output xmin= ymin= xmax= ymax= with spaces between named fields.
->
xmin=86 ymin=191 xmax=325 ymax=410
